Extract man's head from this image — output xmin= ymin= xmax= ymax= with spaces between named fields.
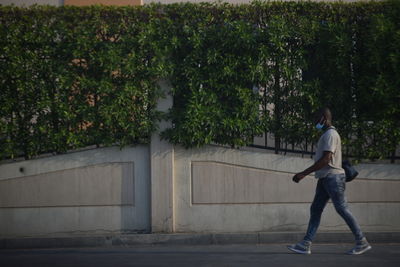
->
xmin=314 ymin=107 xmax=332 ymax=129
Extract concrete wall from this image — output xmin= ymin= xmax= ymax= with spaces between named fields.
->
xmin=0 ymin=142 xmax=399 ymax=238
xmin=173 ymin=145 xmax=400 ymax=233
xmin=0 ymin=145 xmax=150 ymax=238
xmin=0 ymin=0 xmax=63 ymax=6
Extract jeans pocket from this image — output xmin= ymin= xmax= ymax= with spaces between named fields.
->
xmin=324 ymin=174 xmax=346 ymax=195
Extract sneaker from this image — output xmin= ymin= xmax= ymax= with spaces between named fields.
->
xmin=287 ymin=240 xmax=311 ymax=255
xmin=347 ymin=237 xmax=372 ymax=255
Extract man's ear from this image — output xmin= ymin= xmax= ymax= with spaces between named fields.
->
xmin=318 ymin=115 xmax=325 ymax=124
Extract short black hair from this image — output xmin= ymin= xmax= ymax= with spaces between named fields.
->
xmin=316 ymin=107 xmax=332 ymax=122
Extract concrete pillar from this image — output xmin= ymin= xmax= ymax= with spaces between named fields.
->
xmin=150 ymin=80 xmax=174 ymax=232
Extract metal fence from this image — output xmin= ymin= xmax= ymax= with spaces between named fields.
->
xmin=250 ymin=132 xmax=399 ymax=164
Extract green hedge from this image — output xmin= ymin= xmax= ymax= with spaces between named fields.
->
xmin=0 ymin=5 xmax=164 ymax=159
xmin=0 ymin=1 xmax=399 ymax=161
xmin=159 ymin=1 xmax=400 ymax=161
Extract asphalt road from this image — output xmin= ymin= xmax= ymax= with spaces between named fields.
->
xmin=1 ymin=243 xmax=399 ymax=267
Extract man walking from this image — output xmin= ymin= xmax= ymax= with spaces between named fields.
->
xmin=287 ymin=107 xmax=371 ymax=255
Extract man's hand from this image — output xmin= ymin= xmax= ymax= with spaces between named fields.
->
xmin=293 ymin=173 xmax=306 ymax=183
xmin=292 ymin=151 xmax=332 ymax=183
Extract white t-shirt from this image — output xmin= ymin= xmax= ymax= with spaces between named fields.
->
xmin=314 ymin=127 xmax=345 ymax=179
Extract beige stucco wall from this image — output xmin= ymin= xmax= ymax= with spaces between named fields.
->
xmin=0 ymin=143 xmax=399 ymax=238
xmin=174 ymin=145 xmax=400 ymax=233
xmin=0 ymin=145 xmax=150 ymax=238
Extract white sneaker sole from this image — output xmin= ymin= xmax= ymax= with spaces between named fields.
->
xmin=347 ymin=245 xmax=372 ymax=255
xmin=287 ymin=245 xmax=311 ymax=255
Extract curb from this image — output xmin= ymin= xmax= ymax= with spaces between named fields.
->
xmin=1 ymin=232 xmax=399 ymax=250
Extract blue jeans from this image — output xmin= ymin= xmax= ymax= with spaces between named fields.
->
xmin=303 ymin=173 xmax=364 ymax=242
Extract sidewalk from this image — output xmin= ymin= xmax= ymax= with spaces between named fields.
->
xmin=1 ymin=243 xmax=400 ymax=267
xmin=1 ymin=232 xmax=399 ymax=250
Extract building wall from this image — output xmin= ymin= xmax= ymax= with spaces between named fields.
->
xmin=0 ymin=0 xmax=63 ymax=6
xmin=0 ymin=0 xmax=376 ymax=7
xmin=64 ymin=0 xmax=141 ymax=6
xmin=142 ymin=0 xmax=370 ymax=5
xmin=0 ymin=0 xmax=142 ymax=6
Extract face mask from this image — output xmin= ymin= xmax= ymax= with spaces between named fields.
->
xmin=315 ymin=122 xmax=324 ymax=130
xmin=315 ymin=117 xmax=325 ymax=130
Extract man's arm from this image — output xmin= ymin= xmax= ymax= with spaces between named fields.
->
xmin=292 ymin=151 xmax=332 ymax=183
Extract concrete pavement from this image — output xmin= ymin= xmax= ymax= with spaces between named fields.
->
xmin=1 ymin=243 xmax=400 ymax=267
xmin=1 ymin=232 xmax=400 ymax=249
